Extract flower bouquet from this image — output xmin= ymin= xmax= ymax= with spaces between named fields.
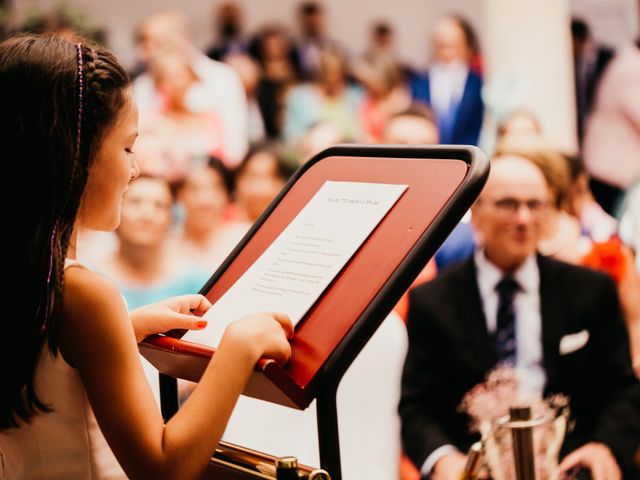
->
xmin=459 ymin=366 xmax=570 ymax=480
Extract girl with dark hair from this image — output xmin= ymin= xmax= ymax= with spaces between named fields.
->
xmin=0 ymin=34 xmax=292 ymax=479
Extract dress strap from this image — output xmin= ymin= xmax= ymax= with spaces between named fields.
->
xmin=64 ymin=258 xmax=91 ymax=271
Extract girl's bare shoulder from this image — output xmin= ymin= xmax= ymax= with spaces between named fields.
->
xmin=60 ymin=265 xmax=131 ymax=360
xmin=63 ymin=264 xmax=125 ymax=314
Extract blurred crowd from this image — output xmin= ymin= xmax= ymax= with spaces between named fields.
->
xmin=3 ymin=2 xmax=492 ymax=315
xmin=5 ymin=2 xmax=640 ymax=478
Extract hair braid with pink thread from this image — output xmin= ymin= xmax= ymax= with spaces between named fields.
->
xmin=41 ymin=42 xmax=84 ymax=335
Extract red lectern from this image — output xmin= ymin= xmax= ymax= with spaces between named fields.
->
xmin=140 ymin=145 xmax=489 ymax=480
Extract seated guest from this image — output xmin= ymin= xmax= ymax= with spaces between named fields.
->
xmin=248 ymin=24 xmax=302 ymax=139
xmin=234 ymin=144 xmax=293 ymax=223
xmin=170 ymin=157 xmax=249 ymax=273
xmin=496 ymin=112 xmax=618 ymax=243
xmin=497 ymin=108 xmax=544 ymax=141
xmin=133 ymin=10 xmax=248 ymax=166
xmin=563 ymin=154 xmax=618 ymax=241
xmin=382 ymin=104 xmax=439 ymax=145
xmin=283 ymin=48 xmax=363 ymax=147
xmin=95 ymin=175 xmax=207 ymax=310
xmin=496 ymin=137 xmax=608 ymax=262
xmin=295 ymin=121 xmax=348 ymax=165
xmin=353 ymin=53 xmax=411 ymax=142
xmin=496 ymin=138 xmax=581 ymax=263
xmin=223 ymin=53 xmax=267 ymax=144
xmin=399 ymin=154 xmax=640 ymax=479
xmin=143 ymin=49 xmax=227 ymax=180
xmin=496 ymin=139 xmax=640 ymax=378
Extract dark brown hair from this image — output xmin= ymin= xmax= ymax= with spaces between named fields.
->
xmin=494 ymin=137 xmax=571 ymax=209
xmin=236 ymin=143 xmax=294 ymax=184
xmin=447 ymin=14 xmax=480 ymax=56
xmin=0 ymin=33 xmax=130 ymax=429
xmin=171 ymin=156 xmax=235 ymax=198
xmin=389 ymin=103 xmax=437 ymax=126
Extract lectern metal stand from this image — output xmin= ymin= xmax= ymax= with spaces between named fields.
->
xmin=143 ymin=145 xmax=490 ymax=480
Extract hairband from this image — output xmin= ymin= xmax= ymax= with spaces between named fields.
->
xmin=41 ymin=43 xmax=84 ymax=335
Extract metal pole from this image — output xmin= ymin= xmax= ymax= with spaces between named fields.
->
xmin=509 ymin=406 xmax=536 ymax=480
xmin=159 ymin=373 xmax=179 ymax=422
xmin=316 ymin=385 xmax=342 ymax=480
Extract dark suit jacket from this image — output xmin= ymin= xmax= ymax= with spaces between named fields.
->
xmin=399 ymin=255 xmax=640 ymax=476
xmin=410 ymin=70 xmax=484 ymax=146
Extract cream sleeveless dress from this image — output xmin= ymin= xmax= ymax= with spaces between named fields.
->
xmin=0 ymin=258 xmax=127 ymax=479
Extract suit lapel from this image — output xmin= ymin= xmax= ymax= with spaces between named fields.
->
xmin=423 ymin=74 xmax=431 ymax=105
xmin=450 ymin=72 xmax=473 ymax=141
xmin=455 ymin=259 xmax=497 ymax=372
xmin=538 ymin=255 xmax=564 ymax=392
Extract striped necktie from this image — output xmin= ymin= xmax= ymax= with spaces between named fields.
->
xmin=495 ymin=276 xmax=519 ymax=365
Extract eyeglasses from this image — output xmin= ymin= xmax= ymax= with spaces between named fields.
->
xmin=486 ymin=197 xmax=549 ymax=216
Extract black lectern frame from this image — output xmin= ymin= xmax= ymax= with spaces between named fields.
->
xmin=142 ymin=144 xmax=489 ymax=480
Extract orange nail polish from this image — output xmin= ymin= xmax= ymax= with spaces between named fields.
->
xmin=197 ymin=320 xmax=207 ymax=328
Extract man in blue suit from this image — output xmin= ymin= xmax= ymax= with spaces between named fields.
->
xmin=411 ymin=15 xmax=484 ymax=146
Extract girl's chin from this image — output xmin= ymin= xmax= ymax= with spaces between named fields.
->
xmin=95 ymin=215 xmax=121 ymax=232
xmin=77 ymin=218 xmax=118 ymax=232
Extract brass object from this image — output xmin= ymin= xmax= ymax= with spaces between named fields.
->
xmin=308 ymin=469 xmax=332 ymax=480
xmin=483 ymin=399 xmax=568 ymax=480
xmin=276 ymin=456 xmax=300 ymax=480
xmin=503 ymin=406 xmax=536 ymax=480
xmin=276 ymin=457 xmax=299 ymax=469
xmin=460 ymin=441 xmax=483 ymax=479
xmin=208 ymin=441 xmax=332 ymax=480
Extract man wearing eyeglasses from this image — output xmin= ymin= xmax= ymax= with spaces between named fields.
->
xmin=399 ymin=155 xmax=640 ymax=480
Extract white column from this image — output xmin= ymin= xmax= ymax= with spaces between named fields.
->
xmin=482 ymin=0 xmax=578 ymax=154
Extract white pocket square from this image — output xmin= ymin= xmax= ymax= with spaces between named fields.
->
xmin=559 ymin=330 xmax=590 ymax=355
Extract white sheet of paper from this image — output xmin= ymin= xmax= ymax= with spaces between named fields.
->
xmin=184 ymin=180 xmax=408 ymax=347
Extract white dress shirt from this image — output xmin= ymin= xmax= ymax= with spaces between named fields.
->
xmin=421 ymin=250 xmax=546 ymax=476
xmin=474 ymin=249 xmax=546 ymax=396
xmin=429 ymin=61 xmax=468 ymax=120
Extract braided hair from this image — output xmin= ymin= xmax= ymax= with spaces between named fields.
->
xmin=0 ymin=33 xmax=129 ymax=429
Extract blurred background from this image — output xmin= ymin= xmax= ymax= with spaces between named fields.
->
xmin=5 ymin=0 xmax=640 ymax=152
xmin=4 ymin=1 xmax=640 ymax=477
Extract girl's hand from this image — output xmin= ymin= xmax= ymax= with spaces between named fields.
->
xmin=130 ymin=294 xmax=212 ymax=343
xmin=221 ymin=312 xmax=294 ymax=366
